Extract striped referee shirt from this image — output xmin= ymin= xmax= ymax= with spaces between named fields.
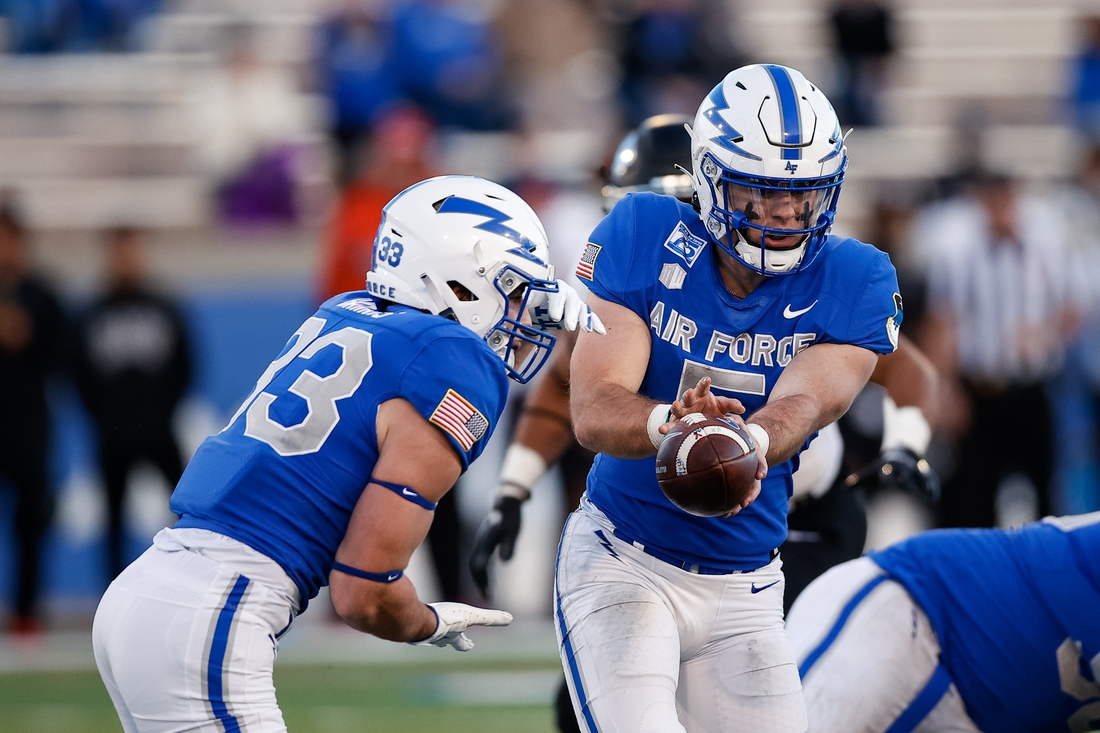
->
xmin=915 ymin=191 xmax=1073 ymax=383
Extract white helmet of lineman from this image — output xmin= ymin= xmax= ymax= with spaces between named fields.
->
xmin=366 ymin=175 xmax=558 ymax=383
xmin=688 ymin=64 xmax=847 ymax=275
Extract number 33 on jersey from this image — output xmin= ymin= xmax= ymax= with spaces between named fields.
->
xmin=170 ymin=294 xmax=510 ymax=607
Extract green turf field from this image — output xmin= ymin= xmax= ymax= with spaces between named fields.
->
xmin=0 ymin=658 xmax=563 ymax=733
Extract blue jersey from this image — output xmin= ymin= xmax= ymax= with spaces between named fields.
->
xmin=171 ymin=294 xmax=509 ymax=607
xmin=581 ymin=193 xmax=900 ymax=570
xmin=871 ymin=514 xmax=1100 ymax=732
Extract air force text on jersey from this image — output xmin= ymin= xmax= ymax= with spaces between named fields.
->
xmin=649 ymin=299 xmax=818 ymax=386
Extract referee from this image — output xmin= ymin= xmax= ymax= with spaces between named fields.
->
xmin=913 ymin=172 xmax=1077 ymax=528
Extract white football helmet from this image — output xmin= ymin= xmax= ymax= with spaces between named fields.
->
xmin=366 ymin=175 xmax=558 ymax=383
xmin=688 ymin=64 xmax=846 ymax=275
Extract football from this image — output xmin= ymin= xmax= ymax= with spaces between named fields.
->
xmin=655 ymin=413 xmax=758 ymax=517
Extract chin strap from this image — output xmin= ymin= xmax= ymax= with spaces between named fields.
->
xmin=731 ymin=229 xmax=807 ymax=274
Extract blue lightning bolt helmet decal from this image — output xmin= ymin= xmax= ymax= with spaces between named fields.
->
xmin=703 ymin=85 xmax=762 ymax=161
xmin=434 ymin=196 xmax=546 ymax=265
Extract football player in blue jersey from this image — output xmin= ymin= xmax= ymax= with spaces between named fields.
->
xmin=469 ymin=114 xmax=938 ymax=733
xmin=557 ymin=63 xmax=904 ymax=732
xmin=90 ymin=175 xmax=605 ymax=733
xmin=786 ymin=512 xmax=1100 ymax=733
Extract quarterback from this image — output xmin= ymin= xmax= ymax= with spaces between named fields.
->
xmin=470 ymin=115 xmax=937 ymax=733
xmin=787 ymin=513 xmax=1100 ymax=733
xmin=91 ymin=176 xmax=603 ymax=732
xmin=559 ymin=63 xmax=903 ymax=732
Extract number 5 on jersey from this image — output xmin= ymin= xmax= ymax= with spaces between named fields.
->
xmin=225 ymin=316 xmax=375 ymax=456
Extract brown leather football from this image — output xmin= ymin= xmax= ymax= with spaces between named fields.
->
xmin=655 ymin=413 xmax=758 ymax=517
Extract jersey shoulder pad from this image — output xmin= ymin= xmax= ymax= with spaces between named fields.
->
xmin=319 ymin=291 xmax=383 ymax=318
xmin=585 ymin=193 xmax=706 ymax=310
xmin=815 ymin=235 xmax=891 ymax=280
xmin=803 ymin=236 xmax=901 ymax=353
xmin=399 ymin=330 xmax=509 ymax=468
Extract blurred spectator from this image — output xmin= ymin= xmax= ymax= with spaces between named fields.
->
xmin=830 ymin=0 xmax=895 ymax=127
xmin=318 ymin=104 xmax=437 ymax=299
xmin=391 ymin=0 xmax=513 ymax=131
xmin=193 ymin=24 xmax=307 ymax=227
xmin=73 ymin=227 xmax=191 ymax=582
xmin=868 ymin=193 xmax=928 ymax=332
xmin=606 ymin=0 xmax=741 ymax=127
xmin=0 ymin=204 xmax=65 ymax=634
xmin=0 ymin=0 xmax=65 ymax=52
xmin=60 ymin=0 xmax=161 ymax=52
xmin=912 ymin=174 xmax=1078 ymax=528
xmin=1057 ymin=146 xmax=1100 ymax=486
xmin=0 ymin=0 xmax=159 ymax=53
xmin=1072 ymin=15 xmax=1100 ymax=143
xmin=317 ymin=1 xmax=403 ymax=184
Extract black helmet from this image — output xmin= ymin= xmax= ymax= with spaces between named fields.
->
xmin=603 ymin=113 xmax=695 ymax=211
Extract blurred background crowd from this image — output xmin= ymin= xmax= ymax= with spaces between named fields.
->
xmin=2 ymin=0 xmax=1100 ymax=635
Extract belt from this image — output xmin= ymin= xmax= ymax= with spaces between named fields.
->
xmin=611 ymin=528 xmax=777 ymax=575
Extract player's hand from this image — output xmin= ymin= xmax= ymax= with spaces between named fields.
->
xmin=662 ymin=377 xmax=745 ymax=435
xmin=724 ymin=478 xmax=762 ymax=517
xmin=846 ymin=447 xmax=940 ymax=502
xmin=411 ymin=602 xmax=513 ymax=652
xmin=468 ymin=495 xmax=523 ymax=598
xmin=717 ymin=411 xmax=767 ymax=517
xmin=530 ymin=280 xmax=607 ymax=334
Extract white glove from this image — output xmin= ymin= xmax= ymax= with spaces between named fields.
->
xmin=531 ymin=280 xmax=607 ymax=334
xmin=410 ymin=602 xmax=513 ymax=652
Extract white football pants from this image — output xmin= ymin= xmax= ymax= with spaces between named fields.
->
xmin=785 ymin=557 xmax=980 ymax=733
xmin=93 ymin=530 xmax=298 ymax=733
xmin=554 ymin=497 xmax=806 ymax=733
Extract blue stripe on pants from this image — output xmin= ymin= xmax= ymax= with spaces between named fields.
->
xmin=555 ymin=515 xmax=600 ymax=733
xmin=208 ymin=575 xmax=250 ymax=733
xmin=885 ymin=663 xmax=952 ymax=733
xmin=798 ymin=574 xmax=888 ymax=678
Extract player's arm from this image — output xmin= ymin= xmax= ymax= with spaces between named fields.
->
xmin=747 ymin=342 xmax=879 ymax=465
xmin=469 ymin=335 xmax=577 ymax=596
xmin=870 ymin=334 xmax=937 ymax=420
xmin=569 ymin=294 xmax=656 ymax=457
xmin=571 ymin=294 xmax=743 ymax=458
xmin=853 ymin=333 xmax=941 ymax=498
xmin=329 ymin=397 xmax=510 ymax=648
xmin=513 ymin=330 xmax=578 ymax=466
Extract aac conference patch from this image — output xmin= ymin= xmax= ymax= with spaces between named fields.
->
xmin=430 ymin=389 xmax=489 ymax=451
xmin=662 ymin=221 xmax=707 ymax=268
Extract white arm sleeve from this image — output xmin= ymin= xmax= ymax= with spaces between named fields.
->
xmin=880 ymin=395 xmax=932 ymax=455
xmin=791 ymin=421 xmax=844 ymax=501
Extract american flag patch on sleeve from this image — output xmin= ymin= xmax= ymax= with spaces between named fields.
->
xmin=575 ymin=243 xmax=601 ymax=281
xmin=429 ymin=389 xmax=489 ymax=451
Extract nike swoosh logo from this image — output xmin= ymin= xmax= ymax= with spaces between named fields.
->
xmin=387 ymin=574 xmax=400 ymax=581
xmin=783 ymin=301 xmax=817 ymax=319
xmin=751 ymin=580 xmax=780 ymax=594
xmin=402 ymin=488 xmax=416 ymax=497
